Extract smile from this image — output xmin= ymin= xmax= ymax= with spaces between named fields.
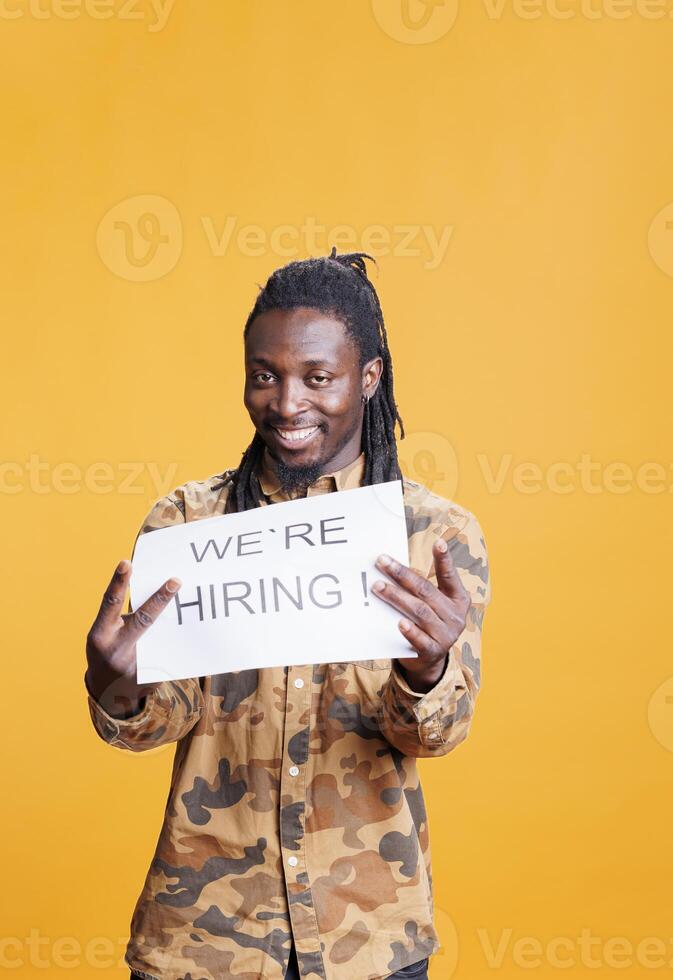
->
xmin=272 ymin=425 xmax=320 ymax=446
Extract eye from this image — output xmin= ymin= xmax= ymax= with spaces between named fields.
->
xmin=310 ymin=375 xmax=330 ymax=385
xmin=253 ymin=372 xmax=275 ymax=383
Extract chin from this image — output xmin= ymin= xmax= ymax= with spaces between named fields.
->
xmin=278 ymin=447 xmax=326 ymax=468
xmin=265 ymin=439 xmax=319 ymax=461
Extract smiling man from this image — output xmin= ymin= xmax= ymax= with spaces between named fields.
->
xmin=84 ymin=251 xmax=491 ymax=980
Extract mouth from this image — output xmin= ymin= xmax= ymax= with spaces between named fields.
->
xmin=269 ymin=424 xmax=322 ymax=450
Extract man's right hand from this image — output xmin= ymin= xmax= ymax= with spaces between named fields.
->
xmin=84 ymin=559 xmax=181 ymax=719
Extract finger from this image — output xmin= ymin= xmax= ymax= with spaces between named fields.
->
xmin=92 ymin=559 xmax=132 ymax=633
xmin=371 ymin=576 xmax=446 ymax=644
xmin=126 ymin=578 xmax=182 ymax=636
xmin=433 ymin=538 xmax=470 ymax=603
xmin=375 ymin=552 xmax=447 ymax=618
xmin=397 ymin=618 xmax=446 ymax=658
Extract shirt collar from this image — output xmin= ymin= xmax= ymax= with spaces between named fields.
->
xmin=256 ymin=445 xmax=366 ymax=500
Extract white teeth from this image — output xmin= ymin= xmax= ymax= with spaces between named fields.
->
xmin=275 ymin=426 xmax=318 ymax=443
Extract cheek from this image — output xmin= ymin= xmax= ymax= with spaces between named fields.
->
xmin=244 ymin=386 xmax=266 ymax=416
xmin=320 ymin=381 xmax=359 ymax=416
xmin=244 ymin=379 xmax=266 ymax=401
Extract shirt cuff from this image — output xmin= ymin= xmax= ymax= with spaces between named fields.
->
xmin=389 ymin=652 xmax=468 ymax=736
xmin=84 ymin=670 xmax=165 ymax=742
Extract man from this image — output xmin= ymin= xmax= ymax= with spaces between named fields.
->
xmin=84 ymin=251 xmax=491 ymax=980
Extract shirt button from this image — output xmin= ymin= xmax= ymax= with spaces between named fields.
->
xmin=289 ymin=765 xmax=299 ymax=777
xmin=294 ymin=678 xmax=304 ymax=689
xmin=288 ymin=855 xmax=298 ymax=867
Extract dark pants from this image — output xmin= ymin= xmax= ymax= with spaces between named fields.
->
xmin=131 ymin=944 xmax=429 ymax=979
xmin=283 ymin=941 xmax=429 ymax=978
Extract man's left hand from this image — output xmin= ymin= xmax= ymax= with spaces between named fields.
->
xmin=372 ymin=538 xmax=472 ymax=694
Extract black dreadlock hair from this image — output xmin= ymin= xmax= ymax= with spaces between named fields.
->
xmin=221 ymin=249 xmax=405 ymax=513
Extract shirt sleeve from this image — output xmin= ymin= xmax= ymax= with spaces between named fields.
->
xmin=376 ymin=509 xmax=491 ymax=758
xmin=85 ymin=487 xmax=205 ymax=753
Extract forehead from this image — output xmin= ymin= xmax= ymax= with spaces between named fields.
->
xmin=245 ymin=307 xmax=358 ymax=366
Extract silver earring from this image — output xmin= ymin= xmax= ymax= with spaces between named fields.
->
xmin=361 ymin=393 xmax=369 ymax=405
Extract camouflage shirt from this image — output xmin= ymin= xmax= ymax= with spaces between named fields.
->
xmin=86 ymin=448 xmax=491 ymax=980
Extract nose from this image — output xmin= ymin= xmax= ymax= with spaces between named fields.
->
xmin=270 ymin=378 xmax=310 ymax=421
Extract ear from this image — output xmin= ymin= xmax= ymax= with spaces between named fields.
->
xmin=362 ymin=356 xmax=383 ymax=400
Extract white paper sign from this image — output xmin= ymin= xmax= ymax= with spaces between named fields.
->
xmin=130 ymin=480 xmax=416 ymax=682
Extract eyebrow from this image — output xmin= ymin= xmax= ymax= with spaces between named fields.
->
xmin=247 ymin=356 xmax=334 ymax=369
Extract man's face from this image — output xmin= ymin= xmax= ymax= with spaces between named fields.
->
xmin=244 ymin=307 xmax=382 ymax=486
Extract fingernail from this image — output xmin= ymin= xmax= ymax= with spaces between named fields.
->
xmin=399 ymin=618 xmax=411 ymax=630
xmin=371 ymin=580 xmax=385 ymax=593
xmin=377 ymin=554 xmax=391 ymax=567
xmin=166 ymin=578 xmax=181 ymax=593
xmin=436 ymin=539 xmax=447 ymax=553
xmin=117 ymin=559 xmax=130 ymax=574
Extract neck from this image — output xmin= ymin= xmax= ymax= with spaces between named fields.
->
xmin=315 ymin=418 xmax=365 ymax=473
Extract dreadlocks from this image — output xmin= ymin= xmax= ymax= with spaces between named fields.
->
xmin=222 ymin=249 xmax=405 ymax=514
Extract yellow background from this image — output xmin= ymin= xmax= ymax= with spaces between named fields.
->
xmin=2 ymin=1 xmax=671 ymax=977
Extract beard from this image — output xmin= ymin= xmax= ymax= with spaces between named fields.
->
xmin=274 ymin=457 xmax=326 ymax=495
